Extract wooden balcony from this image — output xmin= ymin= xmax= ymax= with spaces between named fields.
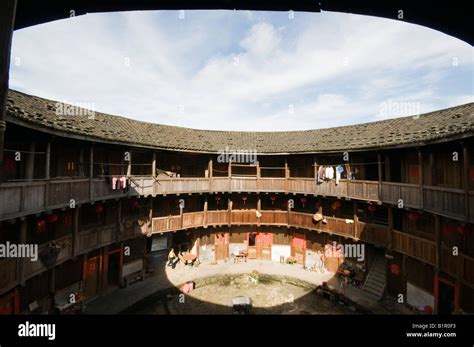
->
xmin=441 ymin=246 xmax=474 ymax=285
xmin=1 ymin=176 xmax=470 ymax=223
xmin=77 ymin=224 xmax=116 ymax=254
xmin=392 ymin=230 xmax=436 ymax=265
xmin=380 ymin=182 xmax=421 ymax=208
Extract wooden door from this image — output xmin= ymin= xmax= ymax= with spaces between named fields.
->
xmin=247 ymin=232 xmax=257 ymax=259
xmin=83 ymin=256 xmax=101 ymax=301
xmin=215 ymin=233 xmax=228 ymax=261
xmin=256 ymin=233 xmax=272 ymax=260
xmin=292 ymin=233 xmax=306 ymax=265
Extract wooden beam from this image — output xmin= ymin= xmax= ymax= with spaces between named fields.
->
xmin=152 ymin=152 xmax=156 ymax=178
xmin=0 ymin=0 xmax=17 ymax=182
xmin=89 ymin=145 xmax=93 ymax=201
xmin=25 ymin=142 xmax=35 ymax=181
xmin=418 ymin=149 xmax=423 ymax=208
xmin=384 ymin=153 xmax=391 ymax=182
xmin=45 ymin=141 xmax=51 ymax=179
xmin=463 ymin=143 xmax=470 ymax=222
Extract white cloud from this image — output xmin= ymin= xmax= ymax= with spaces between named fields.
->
xmin=9 ymin=11 xmax=473 ymax=131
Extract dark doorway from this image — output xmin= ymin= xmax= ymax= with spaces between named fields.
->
xmin=107 ymin=252 xmax=120 ymax=288
xmin=438 ymin=281 xmax=455 ymax=315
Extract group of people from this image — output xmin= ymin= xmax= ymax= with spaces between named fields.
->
xmin=167 ymin=248 xmax=197 ymax=269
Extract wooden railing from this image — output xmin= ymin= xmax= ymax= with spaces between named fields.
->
xmin=441 ymin=246 xmax=474 ymax=284
xmin=392 ymin=230 xmax=436 ymax=265
xmin=380 ymin=182 xmax=421 ymax=208
xmin=0 ymin=257 xmax=18 ymax=294
xmin=1 ymin=176 xmax=470 ymax=223
xmin=77 ymin=224 xmax=116 ymax=254
xmin=423 ymin=186 xmax=466 ymax=221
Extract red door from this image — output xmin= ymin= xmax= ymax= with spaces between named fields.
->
xmin=292 ymin=233 xmax=306 ymax=265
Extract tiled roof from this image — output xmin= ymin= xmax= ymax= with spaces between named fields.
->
xmin=6 ymin=89 xmax=474 ymax=154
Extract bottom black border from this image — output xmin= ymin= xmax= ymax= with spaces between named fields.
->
xmin=0 ymin=314 xmax=472 ymax=346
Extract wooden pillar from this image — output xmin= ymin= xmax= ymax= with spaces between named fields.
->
xmin=25 ymin=142 xmax=35 ymax=181
xmin=228 ymin=196 xmax=232 ymax=226
xmin=208 ymin=159 xmax=213 ymax=178
xmin=45 ymin=142 xmax=51 ymax=179
xmin=384 ymin=153 xmax=391 ymax=182
xmin=73 ymin=206 xmax=80 ymax=256
xmin=353 ymin=201 xmax=358 ymax=238
xmin=463 ymin=143 xmax=470 ymax=221
xmin=387 ymin=206 xmax=393 ymax=250
xmin=429 ymin=152 xmax=436 ymax=186
xmin=126 ymin=149 xmax=132 ymax=176
xmin=418 ymin=149 xmax=424 ymax=208
xmin=89 ymin=145 xmax=94 ymax=201
xmin=435 ymin=214 xmax=441 ymax=270
xmin=117 ymin=200 xmax=122 ymax=242
xmin=17 ymin=218 xmax=26 ymax=286
xmin=313 ymin=158 xmax=318 ymax=180
xmin=78 ymin=146 xmax=84 ymax=177
xmin=152 ymin=152 xmax=156 ymax=178
xmin=203 ymin=197 xmax=208 ymax=228
xmin=0 ymin=0 xmax=17 ymax=182
xmin=228 ymin=159 xmax=231 ymax=178
xmin=377 ymin=152 xmax=383 ymax=198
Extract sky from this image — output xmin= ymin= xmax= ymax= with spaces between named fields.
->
xmin=9 ymin=10 xmax=474 ymax=131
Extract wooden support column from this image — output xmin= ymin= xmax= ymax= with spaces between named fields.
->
xmin=203 ymin=197 xmax=208 ymax=228
xmin=126 ymin=149 xmax=132 ymax=176
xmin=377 ymin=152 xmax=383 ymax=199
xmin=152 ymin=152 xmax=156 ymax=178
xmin=228 ymin=159 xmax=232 ymax=192
xmin=117 ymin=200 xmax=122 ymax=242
xmin=0 ymin=0 xmax=17 ymax=182
xmin=78 ymin=146 xmax=85 ymax=177
xmin=463 ymin=143 xmax=470 ymax=221
xmin=435 ymin=214 xmax=441 ymax=270
xmin=17 ymin=218 xmax=26 ymax=286
xmin=353 ymin=201 xmax=358 ymax=239
xmin=418 ymin=149 xmax=424 ymax=208
xmin=313 ymin=158 xmax=318 ymax=180
xmin=228 ymin=196 xmax=232 ymax=226
xmin=25 ymin=142 xmax=35 ymax=181
xmin=89 ymin=145 xmax=94 ymax=201
xmin=208 ymin=159 xmax=213 ymax=191
xmin=284 ymin=160 xmax=289 ymax=191
xmin=387 ymin=206 xmax=393 ymax=250
xmin=429 ymin=152 xmax=436 ymax=186
xmin=44 ymin=141 xmax=51 ymax=209
xmin=45 ymin=142 xmax=51 ymax=179
xmin=73 ymin=207 xmax=80 ymax=256
xmin=384 ymin=153 xmax=391 ymax=182
xmin=257 ymin=195 xmax=261 ymax=227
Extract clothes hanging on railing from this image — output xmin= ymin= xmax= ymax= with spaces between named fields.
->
xmin=316 ymin=164 xmax=353 ymax=185
xmin=112 ymin=176 xmax=129 ymax=190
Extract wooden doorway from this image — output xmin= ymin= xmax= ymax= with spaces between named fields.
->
xmin=107 ymin=251 xmax=121 ymax=289
xmin=256 ymin=233 xmax=272 ymax=260
xmin=83 ymin=256 xmax=101 ymax=302
xmin=215 ymin=233 xmax=228 ymax=261
xmin=292 ymin=232 xmax=306 ymax=265
xmin=436 ymin=277 xmax=458 ymax=315
xmin=247 ymin=232 xmax=257 ymax=259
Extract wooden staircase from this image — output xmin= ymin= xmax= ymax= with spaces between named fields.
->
xmin=362 ymin=254 xmax=386 ymax=300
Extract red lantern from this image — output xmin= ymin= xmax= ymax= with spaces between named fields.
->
xmin=270 ymin=195 xmax=276 ymax=205
xmin=95 ymin=205 xmax=104 ymax=214
xmin=35 ymin=219 xmax=46 ymax=233
xmin=331 ymin=200 xmax=341 ymax=210
xmin=241 ymin=195 xmax=248 ymax=205
xmin=132 ymin=200 xmax=140 ymax=208
xmin=457 ymin=225 xmax=467 ymax=236
xmin=215 ymin=195 xmax=221 ymax=205
xmin=368 ymin=204 xmax=376 ymax=213
xmin=390 ymin=264 xmax=400 ymax=275
xmin=442 ymin=224 xmax=455 ymax=237
xmin=300 ymin=197 xmax=307 ymax=208
xmin=63 ymin=214 xmax=73 ymax=227
xmin=408 ymin=211 xmax=420 ymax=222
xmin=47 ymin=213 xmax=59 ymax=224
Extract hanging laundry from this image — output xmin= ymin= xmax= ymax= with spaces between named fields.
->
xmin=335 ymin=166 xmax=344 ymax=185
xmin=325 ymin=166 xmax=334 ymax=180
xmin=344 ymin=164 xmax=352 ymax=180
xmin=112 ymin=176 xmax=118 ymax=190
xmin=317 ymin=166 xmax=325 ymax=184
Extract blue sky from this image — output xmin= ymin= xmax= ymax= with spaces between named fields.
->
xmin=9 ymin=10 xmax=473 ymax=131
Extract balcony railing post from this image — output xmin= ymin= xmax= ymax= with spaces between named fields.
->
xmin=152 ymin=152 xmax=156 ymax=178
